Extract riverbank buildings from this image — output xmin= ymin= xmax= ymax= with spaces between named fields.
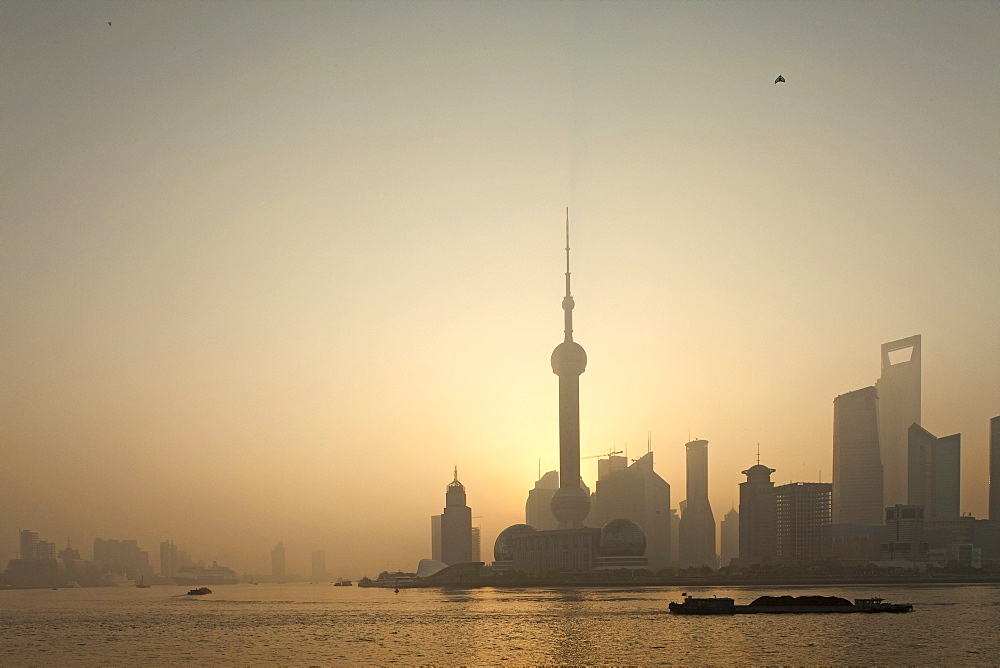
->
xmin=589 ymin=451 xmax=671 ymax=569
xmin=775 ymin=482 xmax=832 ymax=565
xmin=738 ymin=461 xmax=777 ymax=565
xmin=679 ymin=439 xmax=716 ymax=567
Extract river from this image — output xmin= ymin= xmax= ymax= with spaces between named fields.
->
xmin=2 ymin=583 xmax=998 ymax=664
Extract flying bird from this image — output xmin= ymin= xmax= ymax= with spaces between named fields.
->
xmin=108 ymin=22 xmax=111 ymax=26
xmin=774 ymin=75 xmax=786 ymax=84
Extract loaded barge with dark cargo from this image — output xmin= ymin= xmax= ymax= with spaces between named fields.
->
xmin=668 ymin=594 xmax=913 ymax=614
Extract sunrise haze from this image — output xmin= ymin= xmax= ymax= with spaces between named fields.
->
xmin=2 ymin=1 xmax=998 ymax=576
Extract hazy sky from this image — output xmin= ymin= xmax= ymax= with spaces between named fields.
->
xmin=3 ymin=1 xmax=998 ymax=576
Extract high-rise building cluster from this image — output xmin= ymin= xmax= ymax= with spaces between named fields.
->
xmin=420 ymin=222 xmax=999 ymax=577
xmin=726 ymin=335 xmax=998 ymax=571
xmin=3 ymin=531 xmax=160 ymax=588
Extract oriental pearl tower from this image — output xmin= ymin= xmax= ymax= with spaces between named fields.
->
xmin=549 ymin=209 xmax=591 ymax=528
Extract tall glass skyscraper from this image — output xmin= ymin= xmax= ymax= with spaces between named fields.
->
xmin=832 ymin=386 xmax=883 ymax=524
xmin=875 ymin=335 xmax=921 ymax=508
xmin=907 ymin=424 xmax=960 ymax=521
xmin=679 ymin=439 xmax=716 ymax=567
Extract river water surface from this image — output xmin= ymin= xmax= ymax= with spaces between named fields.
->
xmin=2 ymin=583 xmax=998 ymax=664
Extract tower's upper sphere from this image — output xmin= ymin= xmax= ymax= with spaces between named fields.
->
xmin=551 ymin=341 xmax=587 ymax=375
xmin=550 ymin=485 xmax=591 ymax=527
xmin=493 ymin=524 xmax=536 ymax=562
xmin=599 ymin=518 xmax=647 ymax=557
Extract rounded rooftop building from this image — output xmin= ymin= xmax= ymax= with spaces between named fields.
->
xmin=742 ymin=463 xmax=776 ymax=483
xmin=599 ymin=518 xmax=647 ymax=557
xmin=493 ymin=524 xmax=536 ymax=562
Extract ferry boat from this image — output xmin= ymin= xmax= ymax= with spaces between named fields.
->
xmin=668 ymin=594 xmax=913 ymax=614
xmin=187 ymin=587 xmax=212 ymax=596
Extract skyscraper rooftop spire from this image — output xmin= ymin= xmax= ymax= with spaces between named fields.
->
xmin=562 ymin=207 xmax=574 ymax=343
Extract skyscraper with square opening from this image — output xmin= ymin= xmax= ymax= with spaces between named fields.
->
xmin=875 ymin=335 xmax=921 ymax=508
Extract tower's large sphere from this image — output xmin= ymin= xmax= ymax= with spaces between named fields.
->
xmin=599 ymin=518 xmax=647 ymax=557
xmin=550 ymin=485 xmax=591 ymax=527
xmin=551 ymin=341 xmax=587 ymax=375
xmin=493 ymin=524 xmax=536 ymax=562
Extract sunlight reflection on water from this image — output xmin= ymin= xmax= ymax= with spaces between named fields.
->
xmin=1 ymin=583 xmax=998 ymax=664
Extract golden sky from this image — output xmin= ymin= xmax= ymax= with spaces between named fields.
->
xmin=2 ymin=1 xmax=998 ymax=576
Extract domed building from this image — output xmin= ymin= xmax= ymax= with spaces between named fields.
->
xmin=494 ymin=524 xmax=536 ymax=562
xmin=595 ymin=519 xmax=648 ymax=570
xmin=491 ymin=524 xmax=536 ymax=572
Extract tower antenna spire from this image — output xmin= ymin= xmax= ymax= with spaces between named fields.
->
xmin=756 ymin=443 xmax=761 ymax=465
xmin=565 ymin=207 xmax=571 ymax=292
xmin=562 ymin=207 xmax=575 ymax=342
xmin=453 ymin=465 xmax=458 ymax=482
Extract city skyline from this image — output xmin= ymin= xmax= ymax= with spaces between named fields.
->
xmin=3 ymin=1 xmax=998 ymax=576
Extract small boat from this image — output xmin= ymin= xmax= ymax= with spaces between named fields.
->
xmin=187 ymin=587 xmax=212 ymax=596
xmin=136 ymin=577 xmax=151 ymax=589
xmin=333 ymin=578 xmax=353 ymax=587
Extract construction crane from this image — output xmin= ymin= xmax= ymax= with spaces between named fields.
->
xmin=582 ymin=447 xmax=623 ymax=460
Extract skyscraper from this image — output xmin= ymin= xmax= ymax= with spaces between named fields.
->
xmin=590 ymin=451 xmax=671 ymax=569
xmin=441 ymin=467 xmax=472 ymax=565
xmin=775 ymin=482 xmax=832 ymax=565
xmin=875 ymin=335 xmax=921 ymax=508
xmin=549 ymin=211 xmax=591 ymax=529
xmin=271 ymin=541 xmax=286 ymax=580
xmin=739 ymin=460 xmax=777 ymax=566
xmin=907 ymin=424 xmax=961 ymax=521
xmin=470 ymin=526 xmax=481 ymax=563
xmin=18 ymin=530 xmax=37 ymax=561
xmin=832 ymin=386 xmax=883 ymax=525
xmin=525 ymin=470 xmax=560 ymax=530
xmin=679 ymin=439 xmax=716 ymax=567
xmin=720 ymin=507 xmax=739 ymax=568
xmin=990 ymin=416 xmax=1000 ymax=521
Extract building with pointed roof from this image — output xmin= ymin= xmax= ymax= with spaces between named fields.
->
xmin=441 ymin=467 xmax=473 ymax=565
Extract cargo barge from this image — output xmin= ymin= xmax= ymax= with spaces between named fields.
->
xmin=668 ymin=594 xmax=913 ymax=614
